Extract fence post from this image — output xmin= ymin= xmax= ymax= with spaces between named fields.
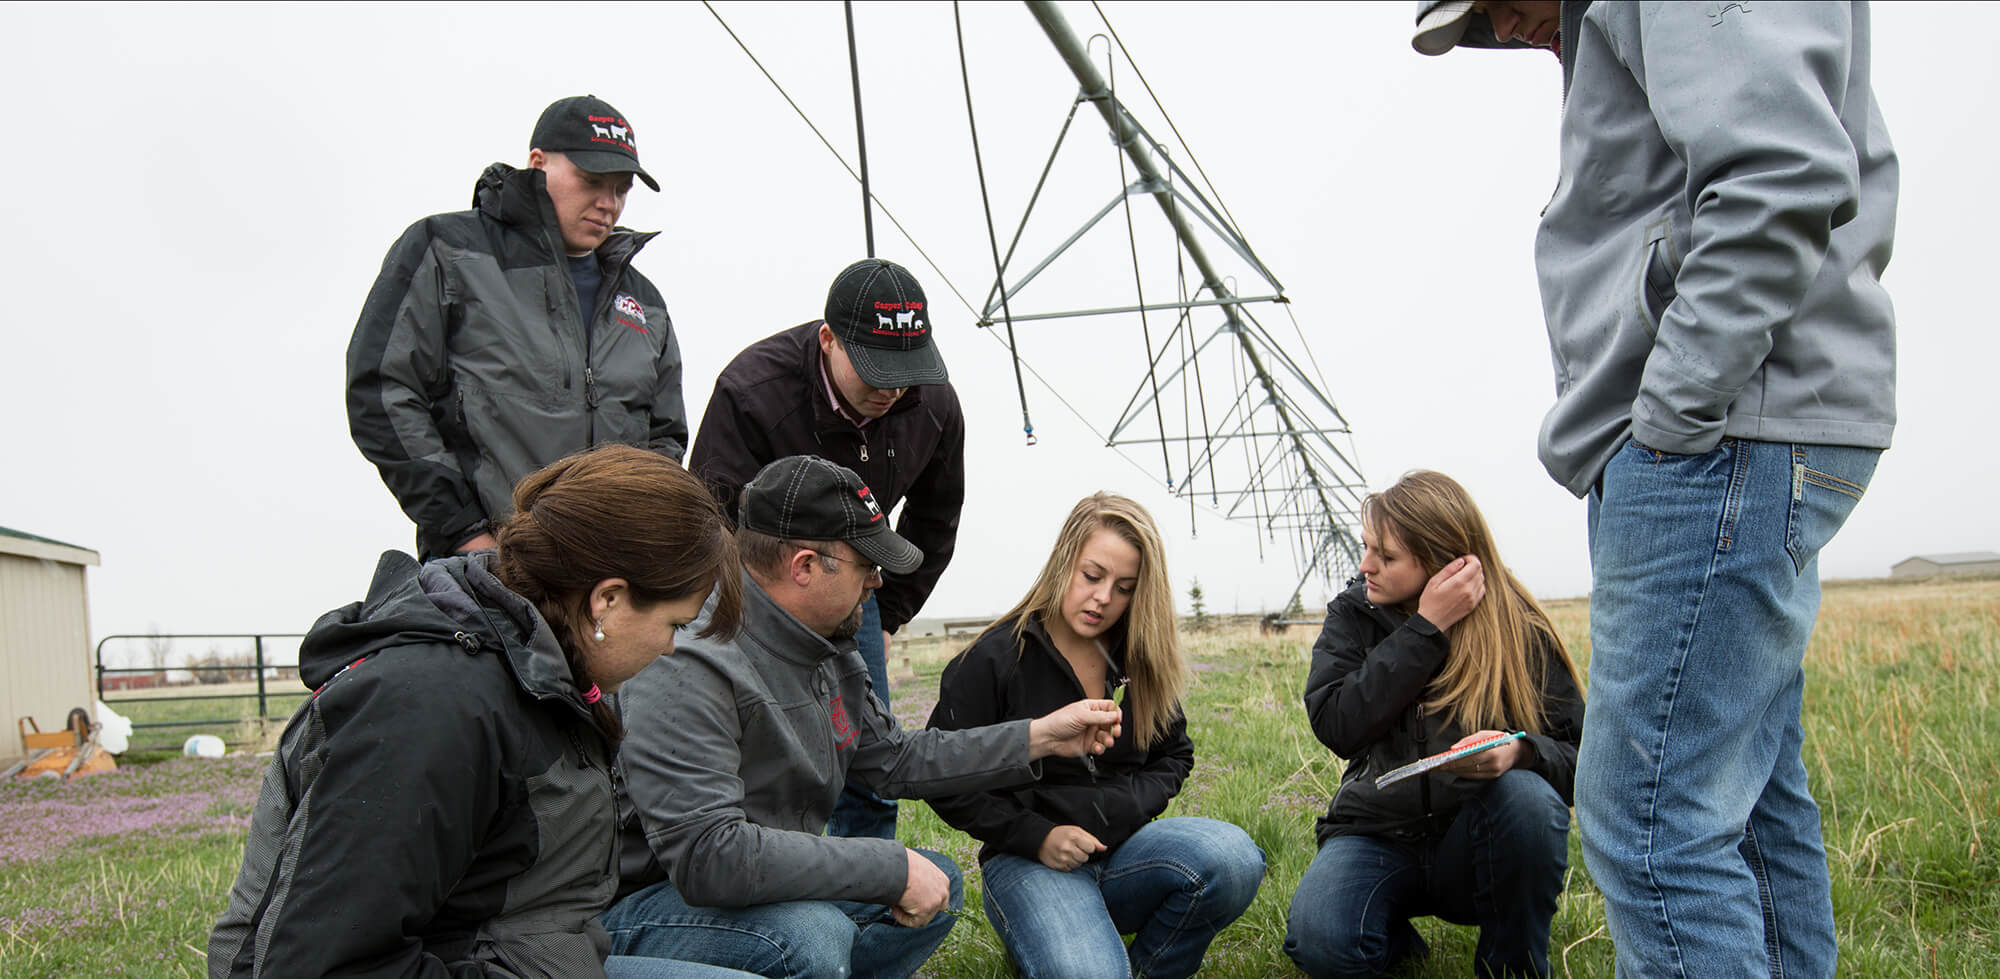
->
xmin=255 ymin=635 xmax=268 ymax=720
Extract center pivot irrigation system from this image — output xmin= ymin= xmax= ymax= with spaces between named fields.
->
xmin=713 ymin=0 xmax=1369 ymax=602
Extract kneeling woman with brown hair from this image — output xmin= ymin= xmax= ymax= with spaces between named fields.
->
xmin=210 ymin=445 xmax=755 ymax=979
xmin=1284 ymin=470 xmax=1584 ymax=979
xmin=926 ymin=492 xmax=1265 ymax=979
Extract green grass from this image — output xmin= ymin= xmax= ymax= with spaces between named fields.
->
xmin=3 ymin=577 xmax=1996 ymax=977
xmin=896 ymin=577 xmax=2000 ymax=977
xmin=99 ymin=681 xmax=308 ymax=754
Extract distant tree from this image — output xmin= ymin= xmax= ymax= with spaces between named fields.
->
xmin=1190 ymin=578 xmax=1211 ymax=632
xmin=189 ymin=647 xmax=258 ymax=685
xmin=145 ymin=625 xmax=173 ymax=684
xmin=1285 ymin=591 xmax=1307 ymax=621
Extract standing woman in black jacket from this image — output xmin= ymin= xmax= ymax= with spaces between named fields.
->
xmin=1284 ymin=470 xmax=1584 ymax=979
xmin=926 ymin=493 xmax=1265 ymax=979
xmin=209 ymin=446 xmax=755 ymax=979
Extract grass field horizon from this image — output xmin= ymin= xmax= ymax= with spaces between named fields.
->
xmin=2 ymin=574 xmax=1995 ymax=976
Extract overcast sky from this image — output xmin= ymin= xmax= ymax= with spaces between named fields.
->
xmin=3 ymin=1 xmax=1992 ymax=659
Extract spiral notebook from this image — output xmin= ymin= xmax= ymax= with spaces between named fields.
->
xmin=1373 ymin=731 xmax=1526 ymax=789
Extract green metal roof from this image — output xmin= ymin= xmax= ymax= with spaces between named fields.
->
xmin=0 ymin=525 xmax=93 ymax=551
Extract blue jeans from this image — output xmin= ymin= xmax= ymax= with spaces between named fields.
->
xmin=604 ymin=955 xmax=759 ymax=978
xmin=827 ymin=595 xmax=897 ymax=840
xmin=1284 ymin=771 xmax=1572 ymax=979
xmin=979 ymin=817 xmax=1265 ymax=979
xmin=599 ymin=848 xmax=961 ymax=979
xmin=1577 ymin=439 xmax=1877 ymax=978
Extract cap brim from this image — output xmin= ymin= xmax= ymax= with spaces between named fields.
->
xmin=848 ymin=528 xmax=924 ymax=576
xmin=566 ymin=149 xmax=661 ymax=192
xmin=844 ymin=341 xmax=949 ymax=389
xmin=1412 ymin=0 xmax=1475 ymax=56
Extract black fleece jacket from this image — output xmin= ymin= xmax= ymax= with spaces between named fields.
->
xmin=926 ymin=613 xmax=1194 ymax=864
xmin=1302 ymin=580 xmax=1583 ymax=845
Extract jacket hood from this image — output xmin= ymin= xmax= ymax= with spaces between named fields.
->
xmin=299 ymin=551 xmax=585 ymax=710
xmin=472 ymin=162 xmax=658 ymax=264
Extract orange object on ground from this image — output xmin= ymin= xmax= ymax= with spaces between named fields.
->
xmin=16 ymin=743 xmax=116 ymax=778
xmin=12 ymin=712 xmax=117 ymax=779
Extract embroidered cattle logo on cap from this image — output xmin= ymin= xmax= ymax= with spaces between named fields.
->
xmin=872 ymin=301 xmax=926 ymax=339
xmin=588 ymin=114 xmax=636 ymax=150
xmin=856 ymin=487 xmax=884 ymax=523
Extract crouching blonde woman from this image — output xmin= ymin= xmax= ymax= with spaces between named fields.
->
xmin=1284 ymin=470 xmax=1584 ymax=979
xmin=926 ymin=492 xmax=1265 ymax=978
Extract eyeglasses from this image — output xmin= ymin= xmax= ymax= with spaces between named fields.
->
xmin=792 ymin=544 xmax=883 ymax=581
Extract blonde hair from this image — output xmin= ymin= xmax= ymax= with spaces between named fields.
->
xmin=991 ymin=493 xmax=1187 ymax=749
xmin=1364 ymin=470 xmax=1582 ymax=735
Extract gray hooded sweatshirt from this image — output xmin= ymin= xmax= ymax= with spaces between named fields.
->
xmin=614 ymin=570 xmax=1038 ymax=908
xmin=1444 ymin=0 xmax=1898 ymax=495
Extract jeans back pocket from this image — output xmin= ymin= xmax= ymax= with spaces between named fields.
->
xmin=1785 ymin=444 xmax=1880 ymax=574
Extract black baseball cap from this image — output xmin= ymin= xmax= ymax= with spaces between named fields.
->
xmin=823 ymin=259 xmax=949 ymax=389
xmin=739 ymin=456 xmax=923 ymax=575
xmin=529 ymin=95 xmax=659 ymax=192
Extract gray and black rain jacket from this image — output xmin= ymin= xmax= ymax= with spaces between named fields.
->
xmin=209 ymin=551 xmax=620 ymax=978
xmin=347 ymin=163 xmax=687 ymax=558
xmin=614 ymin=570 xmax=1034 ymax=908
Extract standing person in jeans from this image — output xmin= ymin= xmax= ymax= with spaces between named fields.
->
xmin=687 ymin=258 xmax=965 ymax=840
xmin=1285 ymin=471 xmax=1583 ymax=979
xmin=926 ymin=492 xmax=1265 ymax=979
xmin=348 ymin=95 xmax=688 ymax=560
xmin=1412 ymin=3 xmax=1896 ymax=975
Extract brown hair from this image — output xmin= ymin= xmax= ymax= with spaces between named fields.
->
xmin=989 ymin=493 xmax=1187 ymax=749
xmin=1363 ymin=470 xmax=1582 ymax=735
xmin=494 ymin=445 xmax=741 ymax=743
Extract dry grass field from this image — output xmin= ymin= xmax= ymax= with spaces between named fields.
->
xmin=2 ymin=575 xmax=1995 ymax=977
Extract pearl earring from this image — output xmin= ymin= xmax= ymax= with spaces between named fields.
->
xmin=593 ymin=620 xmax=606 ymax=641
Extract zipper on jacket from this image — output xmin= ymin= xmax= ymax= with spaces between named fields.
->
xmin=858 ymin=444 xmax=869 ymax=463
xmin=584 ymin=366 xmax=601 ymax=444
xmin=1415 ymin=704 xmax=1433 ymax=820
xmin=452 ymin=631 xmax=482 ymax=654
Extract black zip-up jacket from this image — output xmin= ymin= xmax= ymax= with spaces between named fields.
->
xmin=926 ymin=613 xmax=1194 ymax=863
xmin=1302 ymin=580 xmax=1583 ymax=846
xmin=209 ymin=552 xmax=619 ymax=978
xmin=347 ymin=163 xmax=687 ymax=559
xmin=688 ymin=321 xmax=965 ymax=634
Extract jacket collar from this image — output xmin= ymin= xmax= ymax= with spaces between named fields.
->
xmin=471 ymin=161 xmax=659 ymax=267
xmin=733 ymin=567 xmax=854 ymax=669
xmin=1337 ymin=577 xmax=1410 ymax=633
xmin=1017 ymin=610 xmax=1128 ymax=674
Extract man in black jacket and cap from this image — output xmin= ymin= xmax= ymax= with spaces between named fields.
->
xmin=688 ymin=258 xmax=966 ymax=841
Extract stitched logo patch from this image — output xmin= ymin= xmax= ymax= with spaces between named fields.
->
xmin=829 ymin=694 xmax=858 ymax=749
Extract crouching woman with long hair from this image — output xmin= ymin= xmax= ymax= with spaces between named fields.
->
xmin=210 ymin=445 xmax=756 ymax=979
xmin=1284 ymin=470 xmax=1584 ymax=979
xmin=925 ymin=492 xmax=1265 ymax=979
